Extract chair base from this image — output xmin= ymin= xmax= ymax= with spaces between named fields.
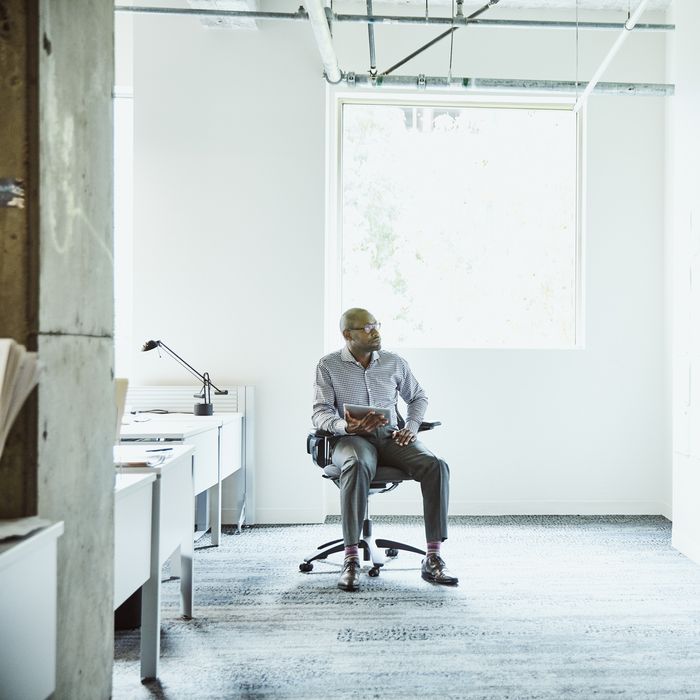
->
xmin=299 ymin=517 xmax=425 ymax=574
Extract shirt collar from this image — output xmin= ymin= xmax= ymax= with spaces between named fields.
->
xmin=341 ymin=346 xmax=380 ymax=366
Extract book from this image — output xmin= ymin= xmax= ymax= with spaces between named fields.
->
xmin=0 ymin=339 xmax=40 ymax=460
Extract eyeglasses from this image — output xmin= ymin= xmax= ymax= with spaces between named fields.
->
xmin=349 ymin=322 xmax=381 ymax=334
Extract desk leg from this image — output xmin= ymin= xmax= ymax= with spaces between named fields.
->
xmin=181 ymin=482 xmax=194 ymax=619
xmin=170 ymin=546 xmax=182 ymax=579
xmin=209 ymin=482 xmax=222 ymax=546
xmin=140 ymin=480 xmax=162 ymax=680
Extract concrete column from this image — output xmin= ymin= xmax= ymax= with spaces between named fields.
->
xmin=36 ymin=2 xmax=116 ymax=697
xmin=2 ymin=1 xmax=116 ymax=697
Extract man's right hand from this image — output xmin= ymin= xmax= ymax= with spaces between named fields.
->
xmin=344 ymin=408 xmax=388 ymax=435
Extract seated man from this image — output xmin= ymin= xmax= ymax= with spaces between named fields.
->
xmin=312 ymin=307 xmax=458 ymax=592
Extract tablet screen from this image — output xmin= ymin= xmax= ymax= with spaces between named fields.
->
xmin=343 ymin=404 xmax=392 ymax=423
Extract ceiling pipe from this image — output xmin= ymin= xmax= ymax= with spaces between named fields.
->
xmin=303 ymin=0 xmax=342 ymax=84
xmin=344 ymin=73 xmax=673 ymax=97
xmin=366 ymin=0 xmax=377 ymax=78
xmin=113 ymin=7 xmax=673 ymax=33
xmin=573 ymin=0 xmax=651 ymax=112
xmin=114 ymin=6 xmax=307 ymax=21
xmin=334 ymin=15 xmax=670 ymax=31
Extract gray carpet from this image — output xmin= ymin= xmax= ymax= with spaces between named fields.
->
xmin=113 ymin=516 xmax=700 ymax=699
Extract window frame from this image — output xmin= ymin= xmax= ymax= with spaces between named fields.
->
xmin=325 ymin=88 xmax=585 ymax=352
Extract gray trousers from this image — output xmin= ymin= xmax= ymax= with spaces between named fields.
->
xmin=331 ymin=426 xmax=450 ymax=546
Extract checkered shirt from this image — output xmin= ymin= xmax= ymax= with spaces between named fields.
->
xmin=312 ymin=346 xmax=428 ymax=436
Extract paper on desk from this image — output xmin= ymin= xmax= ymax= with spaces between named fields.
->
xmin=115 ymin=454 xmax=166 ymax=468
xmin=0 ymin=515 xmax=51 ymax=541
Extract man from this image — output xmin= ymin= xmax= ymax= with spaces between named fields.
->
xmin=312 ymin=308 xmax=458 ymax=592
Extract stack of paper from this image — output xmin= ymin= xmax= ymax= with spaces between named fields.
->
xmin=0 ymin=339 xmax=40 ymax=460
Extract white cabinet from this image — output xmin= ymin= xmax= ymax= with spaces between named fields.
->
xmin=0 ymin=522 xmax=63 ymax=700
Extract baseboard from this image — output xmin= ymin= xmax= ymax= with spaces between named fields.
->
xmin=326 ymin=499 xmax=672 ymax=517
xmin=672 ymin=529 xmax=700 ymax=565
xmin=659 ymin=501 xmax=672 ymax=521
xmin=252 ymin=507 xmax=326 ymax=525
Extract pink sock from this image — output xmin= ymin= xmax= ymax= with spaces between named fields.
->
xmin=427 ymin=541 xmax=441 ymax=556
xmin=345 ymin=544 xmax=359 ymax=560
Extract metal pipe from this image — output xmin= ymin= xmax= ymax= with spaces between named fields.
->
xmin=367 ymin=0 xmax=377 ymax=77
xmin=334 ymin=15 xmax=671 ymax=32
xmin=114 ymin=5 xmax=308 ymax=21
xmin=381 ymin=0 xmax=500 ymax=77
xmin=114 ymin=7 xmax=673 ymax=32
xmin=303 ymin=0 xmax=342 ymax=84
xmin=573 ymin=0 xmax=651 ymax=112
xmin=345 ymin=73 xmax=674 ymax=97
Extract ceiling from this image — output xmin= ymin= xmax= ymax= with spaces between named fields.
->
xmin=349 ymin=0 xmax=672 ymax=10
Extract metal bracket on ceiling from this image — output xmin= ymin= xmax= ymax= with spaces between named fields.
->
xmin=347 ymin=72 xmax=356 ymax=87
xmin=417 ymin=74 xmax=426 ymax=89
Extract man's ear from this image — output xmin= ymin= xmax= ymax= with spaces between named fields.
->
xmin=341 ymin=329 xmax=351 ymax=342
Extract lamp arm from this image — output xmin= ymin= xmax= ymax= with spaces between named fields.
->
xmin=156 ymin=341 xmax=228 ymax=396
xmin=156 ymin=341 xmax=207 ymax=384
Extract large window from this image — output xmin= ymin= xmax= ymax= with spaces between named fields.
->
xmin=336 ymin=98 xmax=581 ymax=348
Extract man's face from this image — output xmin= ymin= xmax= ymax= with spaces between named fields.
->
xmin=345 ymin=311 xmax=382 ymax=355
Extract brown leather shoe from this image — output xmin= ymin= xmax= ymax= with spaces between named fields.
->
xmin=338 ymin=557 xmax=361 ymax=591
xmin=421 ymin=553 xmax=459 ymax=586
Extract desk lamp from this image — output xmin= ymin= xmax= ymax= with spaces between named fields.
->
xmin=141 ymin=339 xmax=228 ymax=416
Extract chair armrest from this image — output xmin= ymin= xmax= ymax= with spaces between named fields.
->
xmin=308 ymin=421 xmax=440 ymax=468
xmin=311 ymin=429 xmax=334 ymax=438
xmin=307 ymin=430 xmax=337 ymax=468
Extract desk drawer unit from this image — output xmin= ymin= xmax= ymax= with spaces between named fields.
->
xmin=114 ymin=475 xmax=154 ymax=609
xmin=220 ymin=416 xmax=243 ymax=479
xmin=190 ymin=428 xmax=219 ymax=495
xmin=159 ymin=452 xmax=195 ymax=563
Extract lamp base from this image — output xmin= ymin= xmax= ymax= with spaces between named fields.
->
xmin=194 ymin=402 xmax=214 ymax=416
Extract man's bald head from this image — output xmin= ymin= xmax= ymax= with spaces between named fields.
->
xmin=339 ymin=308 xmax=382 ymax=357
xmin=339 ymin=308 xmax=372 ymax=333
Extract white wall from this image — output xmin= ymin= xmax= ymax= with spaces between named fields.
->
xmin=129 ymin=3 xmax=670 ymax=523
xmin=669 ymin=0 xmax=700 ymax=562
xmin=131 ymin=14 xmax=326 ymax=523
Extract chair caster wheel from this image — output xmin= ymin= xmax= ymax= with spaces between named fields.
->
xmin=368 ymin=566 xmax=381 ymax=577
xmin=385 ymin=548 xmax=399 ymax=558
xmin=299 ymin=562 xmax=313 ymax=572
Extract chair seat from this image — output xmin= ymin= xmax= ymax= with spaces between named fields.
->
xmin=322 ymin=464 xmax=408 ymax=484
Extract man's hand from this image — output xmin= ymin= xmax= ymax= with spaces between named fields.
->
xmin=344 ymin=408 xmax=388 ymax=435
xmin=391 ymin=427 xmax=417 ymax=447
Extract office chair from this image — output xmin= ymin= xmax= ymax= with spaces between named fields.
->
xmin=300 ymin=419 xmax=441 ymax=577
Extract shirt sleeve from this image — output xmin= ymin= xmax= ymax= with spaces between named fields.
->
xmin=312 ymin=361 xmax=348 ymax=435
xmin=397 ymin=359 xmax=428 ymax=435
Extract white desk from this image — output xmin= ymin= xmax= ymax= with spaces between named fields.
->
xmin=0 ymin=522 xmax=64 ymax=699
xmin=121 ymin=412 xmax=244 ymax=543
xmin=114 ymin=444 xmax=194 ymax=680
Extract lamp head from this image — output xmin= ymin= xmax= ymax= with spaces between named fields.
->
xmin=141 ymin=340 xmax=159 ymax=352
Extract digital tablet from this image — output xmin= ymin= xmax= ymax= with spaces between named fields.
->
xmin=343 ymin=404 xmax=392 ymax=423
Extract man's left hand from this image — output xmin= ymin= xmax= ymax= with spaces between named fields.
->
xmin=391 ymin=428 xmax=416 ymax=447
